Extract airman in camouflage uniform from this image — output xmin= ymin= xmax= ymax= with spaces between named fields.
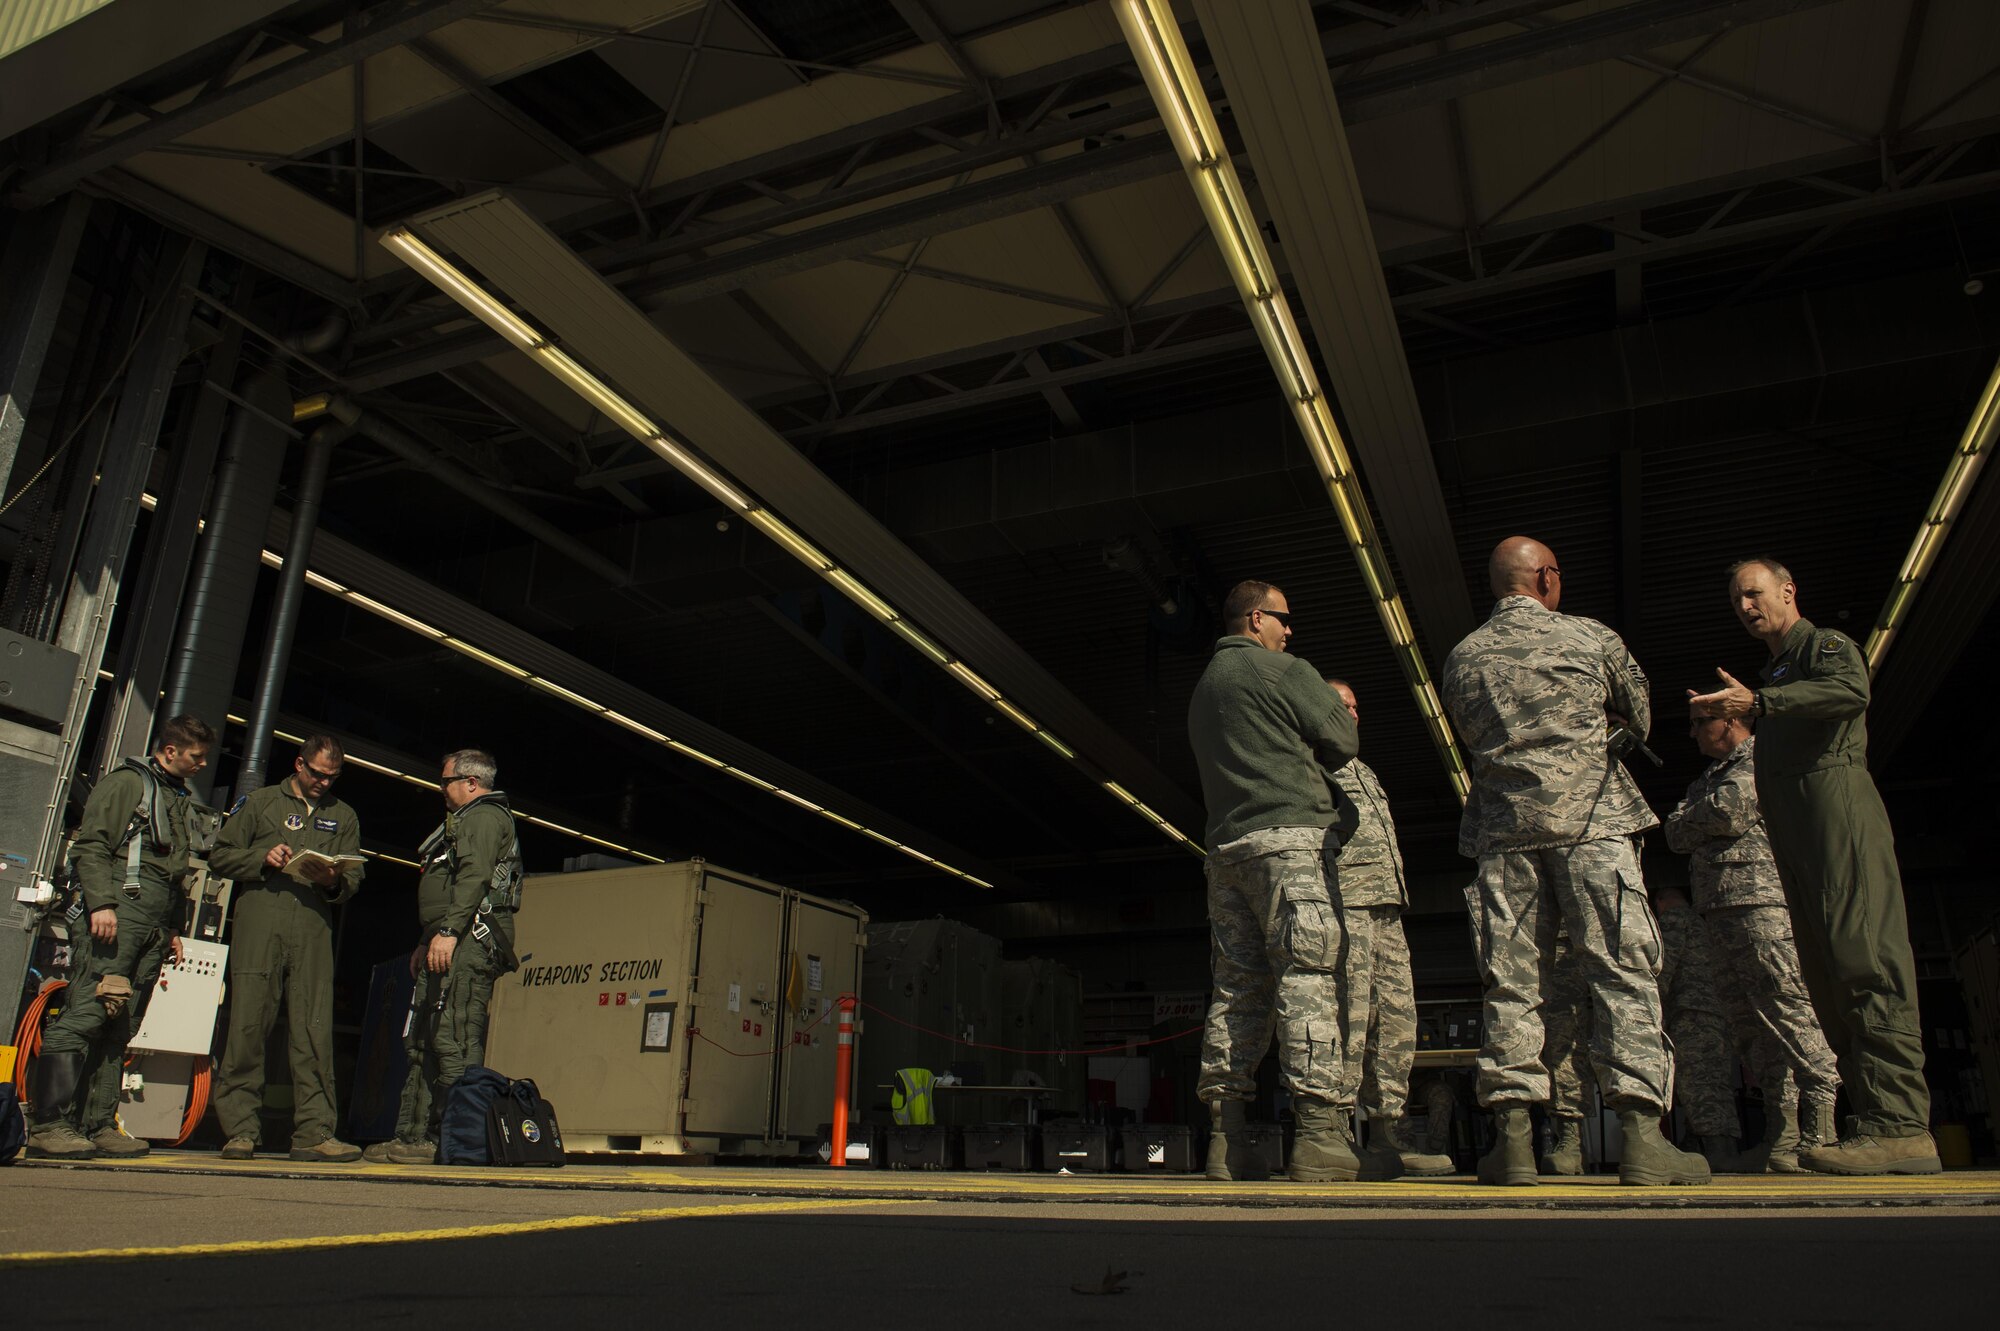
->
xmin=1324 ymin=680 xmax=1457 ymax=1178
xmin=1690 ymin=558 xmax=1935 ymax=1175
xmin=1444 ymin=538 xmax=1705 ymax=1186
xmin=1187 ymin=582 xmax=1358 ymax=1182
xmin=1653 ymin=889 xmax=1746 ymax=1166
xmin=1665 ymin=718 xmax=1840 ymax=1171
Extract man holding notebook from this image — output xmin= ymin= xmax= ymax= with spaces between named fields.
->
xmin=209 ymin=733 xmax=366 ymax=1161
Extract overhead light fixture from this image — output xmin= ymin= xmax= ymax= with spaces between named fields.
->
xmin=238 ymin=538 xmax=993 ymax=886
xmin=1114 ymin=0 xmax=1471 ymax=802
xmin=1864 ymin=355 xmax=2000 ymax=672
xmin=379 ymin=226 xmax=1201 ymax=853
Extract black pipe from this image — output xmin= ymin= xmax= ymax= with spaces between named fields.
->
xmin=161 ymin=368 xmax=291 ymax=801
xmin=240 ymin=419 xmax=349 ymax=785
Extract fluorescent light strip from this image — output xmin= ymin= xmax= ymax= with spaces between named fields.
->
xmin=241 ymin=537 xmax=995 ymax=882
xmin=380 ymin=226 xmax=1202 ymax=853
xmin=1115 ymin=0 xmax=1471 ymax=802
xmin=220 ymin=714 xmax=666 ymax=863
xmin=1863 ymin=355 xmax=2000 ymax=673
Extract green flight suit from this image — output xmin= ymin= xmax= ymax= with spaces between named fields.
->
xmin=394 ymin=792 xmax=521 ymax=1144
xmin=208 ymin=782 xmax=365 ymax=1148
xmin=1755 ymin=618 xmax=1928 ymax=1136
xmin=37 ymin=760 xmax=202 ymax=1133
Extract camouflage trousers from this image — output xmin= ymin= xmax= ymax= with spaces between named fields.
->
xmin=1464 ymin=836 xmax=1670 ymax=1112
xmin=1198 ymin=826 xmax=1344 ymax=1106
xmin=1338 ymin=904 xmax=1417 ymax=1119
xmin=1704 ymin=904 xmax=1839 ymax=1126
xmin=1542 ymin=936 xmax=1594 ymax=1119
xmin=1657 ymin=902 xmax=1740 ymax=1137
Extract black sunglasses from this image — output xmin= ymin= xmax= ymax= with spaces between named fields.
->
xmin=1255 ymin=607 xmax=1293 ymax=627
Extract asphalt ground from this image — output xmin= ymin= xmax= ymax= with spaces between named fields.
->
xmin=6 ymin=1157 xmax=1997 ymax=1327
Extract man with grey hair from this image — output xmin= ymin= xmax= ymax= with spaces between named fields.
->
xmin=1187 ymin=579 xmax=1358 ymax=1182
xmin=1443 ymin=537 xmax=1706 ymax=1187
xmin=365 ymin=748 xmax=524 ymax=1164
xmin=1688 ymin=558 xmax=1936 ymax=1175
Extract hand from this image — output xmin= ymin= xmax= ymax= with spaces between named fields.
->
xmin=170 ymin=935 xmax=185 ymax=965
xmin=427 ymin=932 xmax=458 ymax=974
xmin=1606 ymin=709 xmax=1632 ymax=729
xmin=265 ymin=843 xmax=292 ymax=870
xmin=89 ymin=906 xmax=118 ymax=944
xmin=298 ymin=858 xmax=337 ymax=888
xmin=1688 ymin=668 xmax=1756 ymax=719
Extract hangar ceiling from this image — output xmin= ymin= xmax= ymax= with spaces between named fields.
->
xmin=1 ymin=0 xmax=1996 ymax=923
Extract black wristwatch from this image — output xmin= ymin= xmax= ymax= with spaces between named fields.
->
xmin=435 ymin=927 xmax=459 ymax=939
xmin=1751 ymin=691 xmax=1767 ymax=718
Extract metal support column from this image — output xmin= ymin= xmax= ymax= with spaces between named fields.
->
xmin=5 ymin=238 xmax=204 ymax=1037
xmin=91 ymin=306 xmax=249 ymax=774
xmin=239 ymin=419 xmax=348 ymax=787
xmin=0 ymin=196 xmax=91 ymax=498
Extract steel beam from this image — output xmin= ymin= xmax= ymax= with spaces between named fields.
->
xmin=86 ymin=168 xmax=358 ymax=307
xmin=1392 ymin=166 xmax=2000 ymax=313
xmin=1333 ymin=0 xmax=1850 ymax=122
xmin=9 ymin=0 xmax=505 ymax=205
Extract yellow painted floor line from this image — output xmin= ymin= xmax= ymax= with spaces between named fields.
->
xmin=26 ymin=1153 xmax=2000 ymax=1207
xmin=0 ymin=1196 xmax=903 ymax=1268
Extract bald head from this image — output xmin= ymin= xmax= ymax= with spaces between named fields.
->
xmin=1488 ymin=537 xmax=1562 ymax=608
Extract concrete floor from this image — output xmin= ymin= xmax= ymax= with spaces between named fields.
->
xmin=6 ymin=1157 xmax=1997 ymax=1327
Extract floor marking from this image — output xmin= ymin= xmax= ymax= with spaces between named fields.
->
xmin=0 ymin=1196 xmax=902 ymax=1268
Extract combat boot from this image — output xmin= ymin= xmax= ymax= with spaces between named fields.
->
xmin=1538 ymin=1117 xmax=1584 ymax=1176
xmin=1477 ymin=1106 xmax=1537 ymax=1186
xmin=361 ymin=1140 xmax=397 ymax=1164
xmin=1794 ymin=1098 xmax=1836 ymax=1162
xmin=384 ymin=1138 xmax=439 ymax=1165
xmin=26 ymin=1122 xmax=98 ymax=1160
xmin=1698 ymin=1134 xmax=1749 ymax=1174
xmin=1288 ymin=1098 xmax=1358 ymax=1182
xmin=1799 ymin=1130 xmax=1942 ymax=1176
xmin=221 ymin=1136 xmax=258 ymax=1160
xmin=1616 ymin=1109 xmax=1712 ymax=1186
xmin=89 ymin=1125 xmax=151 ymax=1157
xmin=24 ymin=1052 xmax=94 ymax=1159
xmin=1739 ymin=1098 xmax=1798 ymax=1174
xmin=1205 ymin=1099 xmax=1267 ymax=1181
xmin=290 ymin=1137 xmax=363 ymax=1163
xmin=1377 ymin=1115 xmax=1455 ymax=1177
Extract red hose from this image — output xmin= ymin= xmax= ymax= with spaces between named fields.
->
xmin=13 ymin=978 xmax=211 ymax=1144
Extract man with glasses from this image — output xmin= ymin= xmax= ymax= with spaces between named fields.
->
xmin=1186 ymin=581 xmax=1359 ymax=1182
xmin=210 ymin=734 xmax=365 ymax=1161
xmin=1443 ymin=537 xmax=1707 ymax=1186
xmin=366 ymin=748 xmax=523 ymax=1164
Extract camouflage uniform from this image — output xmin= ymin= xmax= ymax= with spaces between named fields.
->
xmin=1444 ymin=595 xmax=1670 ymax=1113
xmin=1540 ymin=932 xmax=1593 ymax=1120
xmin=1663 ymin=734 xmax=1839 ymax=1132
xmin=1200 ymin=826 xmax=1346 ymax=1105
xmin=1187 ymin=635 xmax=1359 ymax=1109
xmin=1655 ymin=900 xmax=1740 ymax=1137
xmin=1329 ymin=758 xmax=1417 ymax=1119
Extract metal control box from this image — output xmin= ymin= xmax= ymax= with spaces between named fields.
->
xmin=130 ymin=938 xmax=229 ymax=1054
xmin=485 ymin=859 xmax=865 ymax=1157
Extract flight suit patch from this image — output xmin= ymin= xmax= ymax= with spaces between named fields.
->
xmin=284 ymin=813 xmax=305 ymax=831
xmin=1819 ymin=635 xmax=1843 ymax=655
xmin=314 ymin=817 xmax=338 ymax=832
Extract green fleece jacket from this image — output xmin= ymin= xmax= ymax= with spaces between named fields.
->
xmin=1187 ymin=636 xmax=1359 ymax=849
